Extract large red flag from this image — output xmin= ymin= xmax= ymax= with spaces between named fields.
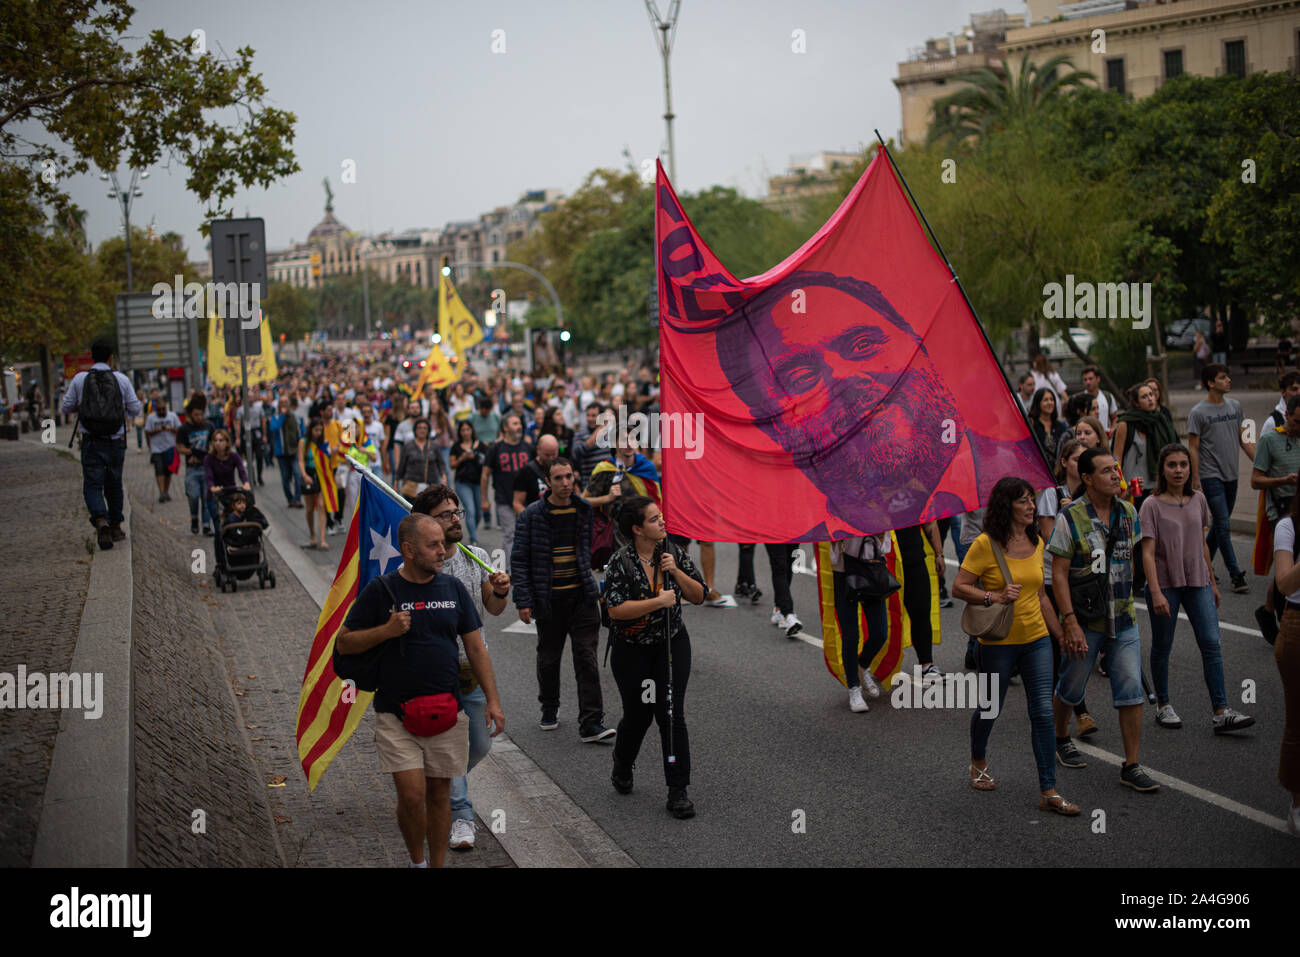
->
xmin=655 ymin=153 xmax=1052 ymax=543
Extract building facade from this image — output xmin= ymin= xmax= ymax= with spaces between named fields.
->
xmin=895 ymin=0 xmax=1300 ymax=145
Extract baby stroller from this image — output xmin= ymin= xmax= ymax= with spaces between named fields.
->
xmin=212 ymin=487 xmax=276 ymax=593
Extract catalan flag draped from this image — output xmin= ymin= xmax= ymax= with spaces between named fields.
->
xmin=310 ymin=441 xmax=337 ymax=507
xmin=296 ymin=472 xmax=411 ymax=790
xmin=815 ymin=537 xmax=913 ymax=689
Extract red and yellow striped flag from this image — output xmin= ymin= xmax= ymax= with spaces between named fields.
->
xmin=815 ymin=537 xmax=914 ymax=689
xmin=296 ymin=507 xmax=369 ymax=790
xmin=311 ymin=442 xmax=337 ymax=506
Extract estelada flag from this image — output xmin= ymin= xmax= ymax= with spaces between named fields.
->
xmin=413 ymin=341 xmax=459 ymax=394
xmin=296 ymin=472 xmax=410 ymax=790
xmin=590 ymin=452 xmax=662 ymax=507
xmin=655 ymin=153 xmax=1051 ymax=543
xmin=814 ymin=537 xmax=935 ymax=690
xmin=310 ymin=441 xmax=337 ymax=506
xmin=439 ymin=273 xmax=484 ymax=355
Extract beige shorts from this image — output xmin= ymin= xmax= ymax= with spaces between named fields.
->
xmin=374 ymin=709 xmax=469 ymax=778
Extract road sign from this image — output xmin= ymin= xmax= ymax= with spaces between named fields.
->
xmin=209 ymin=218 xmax=265 ymax=357
xmin=115 ymin=292 xmax=201 ymax=393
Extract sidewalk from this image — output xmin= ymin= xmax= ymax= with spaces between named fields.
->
xmin=10 ymin=423 xmax=632 ymax=868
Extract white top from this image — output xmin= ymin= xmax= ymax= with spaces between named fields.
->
xmin=1275 ymin=517 xmax=1300 ymax=603
xmin=1093 ymin=389 xmax=1116 ymax=431
xmin=828 ymin=534 xmax=890 ymax=571
xmin=145 ymin=411 xmax=181 ymax=454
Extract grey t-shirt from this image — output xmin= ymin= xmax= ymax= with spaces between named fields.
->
xmin=145 ymin=411 xmax=180 ymax=454
xmin=1187 ymin=397 xmax=1244 ymax=482
xmin=443 ymin=543 xmax=491 ymax=665
xmin=960 ymin=508 xmax=985 ymax=547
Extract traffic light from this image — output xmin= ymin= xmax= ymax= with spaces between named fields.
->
xmin=440 ymin=255 xmax=451 ymax=277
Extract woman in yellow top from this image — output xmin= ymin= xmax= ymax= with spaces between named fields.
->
xmin=953 ymin=477 xmax=1078 ymax=816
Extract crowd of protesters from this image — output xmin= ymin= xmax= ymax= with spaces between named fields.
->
xmin=58 ymin=335 xmax=1300 ymax=849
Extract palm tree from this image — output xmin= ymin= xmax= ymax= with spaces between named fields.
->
xmin=926 ymin=53 xmax=1095 ymax=149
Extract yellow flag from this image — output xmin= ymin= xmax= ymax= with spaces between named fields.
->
xmin=438 ymin=274 xmax=484 ymax=355
xmin=414 ymin=342 xmax=459 ymax=394
xmin=207 ymin=313 xmax=278 ymax=388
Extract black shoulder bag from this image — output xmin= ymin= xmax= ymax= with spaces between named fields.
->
xmin=1067 ymin=507 xmax=1119 ymax=630
xmin=842 ymin=537 xmax=901 ymax=603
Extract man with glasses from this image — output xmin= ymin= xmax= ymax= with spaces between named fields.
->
xmin=1049 ymin=448 xmax=1158 ymax=792
xmin=512 ymin=457 xmax=614 ymax=742
xmin=410 ymin=485 xmax=511 ymax=852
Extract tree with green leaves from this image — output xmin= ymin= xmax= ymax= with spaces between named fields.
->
xmin=0 ymin=0 xmax=298 ymax=394
xmin=926 ymin=53 xmax=1095 ymax=150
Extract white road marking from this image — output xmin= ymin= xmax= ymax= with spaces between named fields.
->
xmin=1072 ymin=741 xmax=1290 ymax=834
xmin=941 ymin=558 xmax=1265 ymax=638
xmin=782 ymin=589 xmax=1286 ymax=835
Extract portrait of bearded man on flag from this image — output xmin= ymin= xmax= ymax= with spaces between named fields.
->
xmin=714 ymin=269 xmax=1044 ymax=540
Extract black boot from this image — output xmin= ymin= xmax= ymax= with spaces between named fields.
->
xmin=611 ymin=758 xmax=633 ymax=795
xmin=666 ymin=787 xmax=695 ymax=819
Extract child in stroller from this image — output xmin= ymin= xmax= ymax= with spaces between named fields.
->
xmin=213 ymin=488 xmax=276 ymax=593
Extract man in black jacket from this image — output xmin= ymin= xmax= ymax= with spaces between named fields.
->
xmin=512 ymin=456 xmax=614 ymax=742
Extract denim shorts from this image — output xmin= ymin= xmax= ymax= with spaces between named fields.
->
xmin=1054 ymin=621 xmax=1145 ymax=708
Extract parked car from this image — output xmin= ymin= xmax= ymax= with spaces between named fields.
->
xmin=1038 ymin=327 xmax=1095 ymax=360
xmin=1164 ymin=317 xmax=1212 ymax=350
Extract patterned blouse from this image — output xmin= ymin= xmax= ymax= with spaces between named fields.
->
xmin=603 ymin=542 xmax=705 ymax=643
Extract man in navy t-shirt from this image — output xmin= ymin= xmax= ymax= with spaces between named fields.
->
xmin=337 ymin=512 xmax=505 ymax=868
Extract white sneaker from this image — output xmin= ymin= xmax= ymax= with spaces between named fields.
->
xmin=1287 ymin=803 xmax=1300 ymax=837
xmin=783 ymin=613 xmax=803 ymax=637
xmin=848 ymin=686 xmax=869 ymax=713
xmin=448 ymin=818 xmax=476 ymax=851
xmin=770 ymin=607 xmax=784 ymax=627
xmin=861 ymin=671 xmax=881 ymax=699
xmin=921 ymin=664 xmax=944 ymax=684
xmin=1155 ymin=703 xmax=1182 ymax=728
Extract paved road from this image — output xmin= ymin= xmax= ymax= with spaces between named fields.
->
xmin=467 ymin=517 xmax=1295 ymax=867
xmin=228 ymin=448 xmax=1296 ymax=867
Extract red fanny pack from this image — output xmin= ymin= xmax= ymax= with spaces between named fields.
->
xmin=399 ymin=693 xmax=459 ymax=737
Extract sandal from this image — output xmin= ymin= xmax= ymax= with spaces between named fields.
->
xmin=1038 ymin=793 xmax=1080 ymax=816
xmin=969 ymin=763 xmax=996 ymax=791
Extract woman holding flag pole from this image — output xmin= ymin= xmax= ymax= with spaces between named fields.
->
xmin=603 ymin=495 xmax=705 ymax=819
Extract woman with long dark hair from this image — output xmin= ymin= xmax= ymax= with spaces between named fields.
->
xmin=297 ymin=417 xmax=330 ymax=550
xmin=540 ymin=406 xmax=573 ymax=457
xmin=953 ymin=477 xmax=1076 ymax=815
xmin=1140 ymin=443 xmax=1253 ymax=733
xmin=603 ymin=495 xmax=706 ymax=819
xmin=1030 ymin=388 xmax=1067 ymax=460
xmin=449 ymin=420 xmax=488 ymax=546
xmin=1114 ymin=382 xmax=1178 ymax=501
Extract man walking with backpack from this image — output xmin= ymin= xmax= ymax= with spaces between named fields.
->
xmin=61 ymin=340 xmax=142 ymax=550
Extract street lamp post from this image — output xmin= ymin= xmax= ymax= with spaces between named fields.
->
xmin=100 ymin=168 xmax=149 ymax=292
xmin=645 ymin=1 xmax=682 ymax=182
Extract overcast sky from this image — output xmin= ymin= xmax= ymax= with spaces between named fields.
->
xmin=62 ymin=0 xmax=1004 ymax=262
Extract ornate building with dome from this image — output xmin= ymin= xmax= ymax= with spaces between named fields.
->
xmin=267 ymin=178 xmax=561 ymax=292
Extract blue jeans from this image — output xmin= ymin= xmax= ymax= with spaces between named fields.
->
xmin=81 ymin=435 xmax=126 ymax=526
xmin=450 ymin=685 xmax=492 ymax=823
xmin=1056 ymin=621 xmax=1146 ymax=707
xmin=1200 ymin=477 xmax=1240 ymax=577
xmin=276 ymin=454 xmax=302 ymax=506
xmin=184 ymin=468 xmax=218 ymax=528
xmin=456 ymin=481 xmax=482 ymax=544
xmin=1145 ymin=584 xmax=1228 ymax=711
xmin=970 ymin=636 xmax=1056 ymax=791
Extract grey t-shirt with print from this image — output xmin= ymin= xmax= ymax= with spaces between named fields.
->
xmin=1187 ymin=397 xmax=1243 ymax=483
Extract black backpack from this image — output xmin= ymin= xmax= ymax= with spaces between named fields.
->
xmin=333 ymin=574 xmax=399 ymax=693
xmin=79 ymin=369 xmax=126 ymax=438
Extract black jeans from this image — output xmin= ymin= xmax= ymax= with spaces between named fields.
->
xmin=764 ymin=543 xmax=796 ymax=615
xmin=832 ymin=570 xmax=889 ymax=687
xmin=80 ymin=435 xmax=126 ymax=527
xmin=612 ymin=629 xmax=692 ymax=788
xmin=737 ymin=544 xmax=756 ymax=588
xmin=535 ymin=594 xmax=604 ymax=728
xmin=900 ymin=560 xmax=935 ymax=666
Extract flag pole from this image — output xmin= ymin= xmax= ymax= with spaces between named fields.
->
xmin=871 ymin=130 xmax=1056 ymax=479
xmin=346 ymin=459 xmax=497 ymax=573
